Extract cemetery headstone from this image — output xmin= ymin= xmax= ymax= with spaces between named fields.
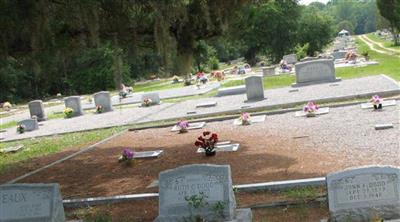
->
xmin=64 ymin=96 xmax=84 ymax=117
xmin=28 ymin=100 xmax=47 ymax=121
xmin=156 ymin=164 xmax=252 ymax=221
xmin=293 ymin=59 xmax=340 ymax=87
xmin=283 ymin=54 xmax=297 ymax=64
xmin=18 ymin=118 xmax=39 ymax=131
xmin=141 ymin=92 xmax=160 ymax=105
xmin=0 ymin=183 xmax=66 ymax=222
xmin=245 ymin=75 xmax=264 ymax=101
xmin=332 ymin=51 xmax=347 ymax=60
xmin=93 ymin=91 xmax=113 ymax=112
xmin=327 ymin=166 xmax=400 ymax=222
xmin=262 ymin=66 xmax=276 ymax=76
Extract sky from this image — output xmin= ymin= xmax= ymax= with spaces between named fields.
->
xmin=298 ymin=0 xmax=330 ymax=5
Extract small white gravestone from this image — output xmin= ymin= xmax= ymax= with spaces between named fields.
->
xmin=360 ymin=100 xmax=397 ymax=109
xmin=64 ymin=96 xmax=84 ymax=117
xmin=293 ymin=59 xmax=341 ymax=87
xmin=28 ymin=100 xmax=47 ymax=121
xmin=196 ymin=101 xmax=217 ymax=108
xmin=245 ymin=75 xmax=264 ymax=101
xmin=295 ymin=107 xmax=330 ymax=117
xmin=233 ymin=115 xmax=266 ymax=126
xmin=93 ymin=91 xmax=113 ymax=112
xmin=0 ymin=183 xmax=66 ymax=222
xmin=156 ymin=164 xmax=252 ymax=222
xmin=141 ymin=93 xmax=160 ymax=105
xmin=196 ymin=144 xmax=240 ymax=153
xmin=134 ymin=150 xmax=163 ymax=159
xmin=283 ymin=54 xmax=298 ymax=64
xmin=18 ymin=118 xmax=39 ymax=131
xmin=327 ymin=166 xmax=400 ymax=222
xmin=171 ymin=122 xmax=206 ymax=132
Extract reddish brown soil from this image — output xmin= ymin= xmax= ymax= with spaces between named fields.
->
xmin=0 ymin=121 xmax=365 ymax=221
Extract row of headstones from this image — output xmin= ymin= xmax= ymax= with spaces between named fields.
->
xmin=0 ymin=164 xmax=398 ymax=221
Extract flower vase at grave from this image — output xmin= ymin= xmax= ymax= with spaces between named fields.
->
xmin=373 ymin=103 xmax=382 ymax=110
xmin=205 ymin=147 xmax=216 ymax=156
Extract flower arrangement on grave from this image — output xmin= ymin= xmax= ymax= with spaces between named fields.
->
xmin=195 ymin=131 xmax=218 ymax=156
xmin=118 ymin=148 xmax=135 ymax=166
xmin=3 ymin=102 xmax=12 ymax=111
xmin=370 ymin=95 xmax=382 ymax=110
xmin=96 ymin=105 xmax=103 ymax=113
xmin=63 ymin=107 xmax=74 ymax=118
xmin=239 ymin=112 xmax=251 ymax=125
xmin=142 ymin=98 xmax=152 ymax=107
xmin=303 ymin=101 xmax=319 ymax=117
xmin=119 ymin=91 xmax=128 ymax=99
xmin=16 ymin=124 xmax=25 ymax=134
xmin=176 ymin=120 xmax=189 ymax=133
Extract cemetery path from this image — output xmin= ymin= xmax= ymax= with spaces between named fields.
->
xmin=362 ymin=34 xmax=400 ymax=54
xmin=359 ymin=35 xmax=400 ymax=58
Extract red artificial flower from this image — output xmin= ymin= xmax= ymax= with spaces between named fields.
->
xmin=194 ymin=141 xmax=202 ymax=147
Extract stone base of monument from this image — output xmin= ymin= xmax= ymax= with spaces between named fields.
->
xmin=291 ymin=78 xmax=341 ymax=87
xmin=155 ymin=208 xmax=252 ymax=222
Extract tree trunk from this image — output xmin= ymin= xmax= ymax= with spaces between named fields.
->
xmin=244 ymin=47 xmax=257 ymax=66
xmin=176 ymin=49 xmax=194 ymax=76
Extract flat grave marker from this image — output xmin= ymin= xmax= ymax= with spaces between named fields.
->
xmin=375 ymin=123 xmax=394 ymax=130
xmin=360 ymin=100 xmax=397 ymax=109
xmin=0 ymin=183 xmax=66 ymax=222
xmin=327 ymin=166 xmax=400 ymax=221
xmin=134 ymin=150 xmax=163 ymax=159
xmin=295 ymin=107 xmax=330 ymax=117
xmin=196 ymin=143 xmax=240 ymax=153
xmin=196 ymin=101 xmax=217 ymax=108
xmin=0 ymin=144 xmax=24 ymax=154
xmin=233 ymin=115 xmax=266 ymax=125
xmin=171 ymin=122 xmax=206 ymax=132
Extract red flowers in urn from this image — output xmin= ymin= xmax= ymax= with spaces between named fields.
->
xmin=195 ymin=131 xmax=218 ymax=156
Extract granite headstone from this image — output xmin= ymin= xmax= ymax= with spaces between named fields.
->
xmin=245 ymin=75 xmax=264 ymax=101
xmin=64 ymin=96 xmax=84 ymax=117
xmin=93 ymin=91 xmax=113 ymax=112
xmin=293 ymin=59 xmax=340 ymax=87
xmin=283 ymin=54 xmax=297 ymax=64
xmin=0 ymin=183 xmax=66 ymax=222
xmin=17 ymin=118 xmax=39 ymax=131
xmin=28 ymin=100 xmax=47 ymax=121
xmin=327 ymin=166 xmax=400 ymax=222
xmin=155 ymin=164 xmax=252 ymax=222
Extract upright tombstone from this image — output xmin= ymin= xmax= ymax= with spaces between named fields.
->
xmin=245 ymin=75 xmax=264 ymax=101
xmin=93 ymin=91 xmax=113 ymax=112
xmin=141 ymin=92 xmax=160 ymax=105
xmin=0 ymin=183 xmax=66 ymax=222
xmin=64 ymin=96 xmax=84 ymax=117
xmin=292 ymin=59 xmax=340 ymax=87
xmin=28 ymin=100 xmax=47 ymax=121
xmin=262 ymin=66 xmax=276 ymax=76
xmin=156 ymin=164 xmax=252 ymax=222
xmin=18 ymin=118 xmax=39 ymax=131
xmin=327 ymin=166 xmax=400 ymax=222
xmin=283 ymin=54 xmax=297 ymax=64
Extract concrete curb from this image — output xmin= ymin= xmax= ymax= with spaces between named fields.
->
xmin=63 ymin=177 xmax=326 ymax=208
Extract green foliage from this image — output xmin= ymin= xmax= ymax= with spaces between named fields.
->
xmin=211 ymin=201 xmax=225 ymax=218
xmin=185 ymin=192 xmax=208 ymax=209
xmin=193 ymin=40 xmax=219 ymax=72
xmin=377 ymin=0 xmax=400 ymax=45
xmin=294 ymin=43 xmax=310 ymax=60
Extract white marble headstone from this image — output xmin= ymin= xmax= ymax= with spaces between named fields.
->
xmin=64 ymin=96 xmax=84 ymax=116
xmin=93 ymin=91 xmax=113 ymax=112
xmin=0 ymin=183 xmax=66 ymax=222
xmin=327 ymin=166 xmax=400 ymax=221
xmin=28 ymin=100 xmax=47 ymax=121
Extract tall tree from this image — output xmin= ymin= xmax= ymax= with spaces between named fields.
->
xmin=377 ymin=0 xmax=400 ymax=45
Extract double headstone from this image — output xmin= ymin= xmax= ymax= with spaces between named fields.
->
xmin=327 ymin=166 xmax=400 ymax=222
xmin=293 ymin=59 xmax=341 ymax=87
xmin=64 ymin=96 xmax=84 ymax=117
xmin=155 ymin=164 xmax=252 ymax=221
xmin=283 ymin=54 xmax=297 ymax=64
xmin=17 ymin=118 xmax=39 ymax=131
xmin=93 ymin=91 xmax=113 ymax=112
xmin=245 ymin=75 xmax=264 ymax=101
xmin=28 ymin=100 xmax=47 ymax=121
xmin=0 ymin=183 xmax=66 ymax=222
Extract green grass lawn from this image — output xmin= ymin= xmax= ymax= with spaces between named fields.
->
xmin=0 ymin=126 xmax=125 ymax=175
xmin=133 ymin=79 xmax=185 ymax=92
